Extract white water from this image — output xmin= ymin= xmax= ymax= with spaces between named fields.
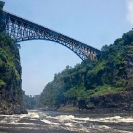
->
xmin=0 ymin=110 xmax=133 ymax=133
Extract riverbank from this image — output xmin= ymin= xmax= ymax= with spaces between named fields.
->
xmin=41 ymin=91 xmax=133 ymax=114
xmin=0 ymin=101 xmax=27 ymax=115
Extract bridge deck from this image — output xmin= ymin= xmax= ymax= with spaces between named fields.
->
xmin=4 ymin=10 xmax=100 ymax=60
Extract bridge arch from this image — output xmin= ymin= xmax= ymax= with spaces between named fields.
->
xmin=4 ymin=11 xmax=100 ymax=61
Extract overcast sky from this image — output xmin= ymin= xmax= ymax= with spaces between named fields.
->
xmin=3 ymin=0 xmax=133 ymax=95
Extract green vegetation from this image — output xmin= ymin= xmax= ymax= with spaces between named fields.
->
xmin=39 ymin=30 xmax=133 ymax=108
xmin=24 ymin=95 xmax=39 ymax=109
xmin=1 ymin=0 xmax=132 ymax=111
xmin=0 ymin=1 xmax=26 ymax=114
xmin=0 ymin=1 xmax=5 ymax=32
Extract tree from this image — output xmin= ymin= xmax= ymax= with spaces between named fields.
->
xmin=0 ymin=1 xmax=5 ymax=32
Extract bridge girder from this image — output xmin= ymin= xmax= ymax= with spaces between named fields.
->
xmin=4 ymin=11 xmax=100 ymax=61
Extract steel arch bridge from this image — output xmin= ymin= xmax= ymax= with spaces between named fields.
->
xmin=4 ymin=11 xmax=100 ymax=61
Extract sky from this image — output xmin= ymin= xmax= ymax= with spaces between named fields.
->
xmin=3 ymin=0 xmax=133 ymax=95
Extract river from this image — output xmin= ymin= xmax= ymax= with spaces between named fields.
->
xmin=0 ymin=110 xmax=133 ymax=133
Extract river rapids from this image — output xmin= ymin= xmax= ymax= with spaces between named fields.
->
xmin=0 ymin=110 xmax=133 ymax=133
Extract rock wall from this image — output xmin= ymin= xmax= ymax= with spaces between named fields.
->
xmin=83 ymin=91 xmax=133 ymax=112
xmin=59 ymin=47 xmax=133 ymax=113
xmin=0 ymin=33 xmax=27 ymax=114
xmin=57 ymin=91 xmax=133 ymax=113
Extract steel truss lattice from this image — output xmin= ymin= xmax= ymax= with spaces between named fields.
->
xmin=4 ymin=11 xmax=100 ymax=61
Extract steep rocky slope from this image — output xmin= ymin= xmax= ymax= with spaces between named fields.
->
xmin=0 ymin=1 xmax=27 ymax=114
xmin=0 ymin=33 xmax=27 ymax=114
xmin=39 ymin=30 xmax=133 ymax=112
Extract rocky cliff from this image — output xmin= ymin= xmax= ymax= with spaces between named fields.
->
xmin=0 ymin=33 xmax=27 ymax=114
xmin=39 ymin=30 xmax=133 ymax=113
xmin=0 ymin=1 xmax=27 ymax=114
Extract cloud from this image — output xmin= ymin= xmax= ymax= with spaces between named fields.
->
xmin=126 ymin=0 xmax=133 ymax=24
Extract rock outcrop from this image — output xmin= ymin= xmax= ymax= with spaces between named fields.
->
xmin=0 ymin=1 xmax=27 ymax=114
xmin=0 ymin=33 xmax=27 ymax=114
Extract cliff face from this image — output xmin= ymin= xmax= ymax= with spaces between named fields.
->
xmin=39 ymin=30 xmax=133 ymax=112
xmin=0 ymin=33 xmax=27 ymax=114
xmin=0 ymin=1 xmax=27 ymax=114
xmin=78 ymin=91 xmax=133 ymax=113
xmin=79 ymin=46 xmax=133 ymax=112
